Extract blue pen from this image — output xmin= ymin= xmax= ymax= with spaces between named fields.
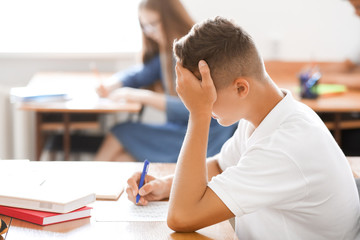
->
xmin=136 ymin=159 xmax=150 ymax=204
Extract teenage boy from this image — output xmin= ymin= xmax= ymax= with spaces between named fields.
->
xmin=126 ymin=17 xmax=360 ymax=239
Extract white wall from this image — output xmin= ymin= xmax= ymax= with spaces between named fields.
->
xmin=0 ymin=85 xmax=13 ymax=158
xmin=0 ymin=54 xmax=137 ymax=87
xmin=182 ymin=0 xmax=360 ymax=62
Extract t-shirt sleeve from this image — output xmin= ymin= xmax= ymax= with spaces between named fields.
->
xmin=208 ymin=147 xmax=307 ymax=217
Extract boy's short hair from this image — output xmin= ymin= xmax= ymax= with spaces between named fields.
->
xmin=173 ymin=16 xmax=265 ymax=89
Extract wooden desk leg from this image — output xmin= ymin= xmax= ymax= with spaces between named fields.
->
xmin=63 ymin=113 xmax=71 ymax=161
xmin=36 ymin=112 xmax=43 ymax=161
xmin=334 ymin=113 xmax=342 ymax=147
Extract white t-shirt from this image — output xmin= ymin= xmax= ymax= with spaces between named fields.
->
xmin=208 ymin=89 xmax=360 ymax=240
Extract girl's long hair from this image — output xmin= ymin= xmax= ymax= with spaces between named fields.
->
xmin=139 ymin=0 xmax=194 ymax=95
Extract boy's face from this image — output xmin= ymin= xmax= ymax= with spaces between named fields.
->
xmin=192 ymin=69 xmax=243 ymax=127
xmin=212 ymin=84 xmax=243 ymax=126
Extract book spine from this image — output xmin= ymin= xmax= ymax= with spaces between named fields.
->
xmin=0 ymin=208 xmax=43 ymax=225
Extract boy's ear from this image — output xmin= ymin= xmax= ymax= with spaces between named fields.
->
xmin=233 ymin=78 xmax=249 ymax=97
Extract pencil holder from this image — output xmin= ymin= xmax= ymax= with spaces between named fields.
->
xmin=299 ymin=66 xmax=321 ymax=99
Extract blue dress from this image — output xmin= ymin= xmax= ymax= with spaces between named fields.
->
xmin=111 ymin=55 xmax=237 ymax=163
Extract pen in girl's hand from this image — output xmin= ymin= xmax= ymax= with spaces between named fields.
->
xmin=90 ymin=62 xmax=103 ymax=85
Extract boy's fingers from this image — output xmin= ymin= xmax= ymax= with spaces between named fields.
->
xmin=139 ymin=181 xmax=155 ymax=196
xmin=136 ymin=197 xmax=148 ymax=206
xmin=127 ymin=172 xmax=141 ymax=196
xmin=142 ymin=198 xmax=148 ymax=205
xmin=126 ymin=187 xmax=136 ymax=203
xmin=176 ymin=62 xmax=195 ymax=79
xmin=175 ymin=63 xmax=182 ymax=78
xmin=198 ymin=60 xmax=212 ymax=85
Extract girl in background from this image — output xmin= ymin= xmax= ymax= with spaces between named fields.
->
xmin=95 ymin=0 xmax=237 ymax=162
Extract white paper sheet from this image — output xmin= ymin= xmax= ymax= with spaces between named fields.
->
xmin=94 ymin=198 xmax=169 ymax=222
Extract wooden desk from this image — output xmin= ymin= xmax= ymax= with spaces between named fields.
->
xmin=18 ymin=72 xmax=142 ymax=161
xmin=0 ymin=162 xmax=238 ymax=240
xmin=300 ymin=89 xmax=360 ymax=145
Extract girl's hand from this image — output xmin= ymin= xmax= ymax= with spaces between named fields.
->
xmin=109 ymin=87 xmax=150 ymax=104
xmin=96 ymin=77 xmax=121 ymax=98
xmin=96 ymin=84 xmax=112 ymax=98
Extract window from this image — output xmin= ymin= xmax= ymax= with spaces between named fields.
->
xmin=0 ymin=0 xmax=142 ymax=53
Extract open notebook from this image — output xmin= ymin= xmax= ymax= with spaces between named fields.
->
xmin=94 ymin=196 xmax=169 ymax=222
xmin=28 ymin=161 xmax=126 ymax=200
xmin=1 ymin=160 xmax=125 ymax=203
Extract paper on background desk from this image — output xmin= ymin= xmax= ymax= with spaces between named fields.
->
xmin=94 ymin=197 xmax=169 ymax=222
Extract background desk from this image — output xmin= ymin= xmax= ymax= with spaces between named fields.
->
xmin=0 ymin=162 xmax=238 ymax=240
xmin=18 ymin=72 xmax=142 ymax=161
xmin=278 ymin=81 xmax=360 ymax=145
xmin=265 ymin=61 xmax=360 ymax=147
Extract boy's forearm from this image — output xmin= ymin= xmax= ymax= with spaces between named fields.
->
xmin=161 ymin=175 xmax=174 ymax=199
xmin=168 ymin=113 xmax=212 ymax=217
xmin=206 ymin=157 xmax=222 ymax=181
xmin=163 ymin=157 xmax=221 ymax=198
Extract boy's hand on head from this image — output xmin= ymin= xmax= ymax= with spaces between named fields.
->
xmin=175 ymin=60 xmax=217 ymax=116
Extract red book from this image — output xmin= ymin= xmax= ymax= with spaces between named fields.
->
xmin=0 ymin=205 xmax=92 ymax=226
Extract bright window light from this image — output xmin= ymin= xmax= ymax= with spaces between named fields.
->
xmin=0 ymin=0 xmax=142 ymax=53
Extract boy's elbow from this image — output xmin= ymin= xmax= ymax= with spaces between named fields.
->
xmin=167 ymin=210 xmax=198 ymax=232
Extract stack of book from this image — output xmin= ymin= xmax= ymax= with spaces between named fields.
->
xmin=0 ymin=185 xmax=95 ymax=226
xmin=0 ymin=206 xmax=92 ymax=226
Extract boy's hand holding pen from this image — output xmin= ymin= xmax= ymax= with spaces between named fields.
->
xmin=126 ymin=160 xmax=172 ymax=206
